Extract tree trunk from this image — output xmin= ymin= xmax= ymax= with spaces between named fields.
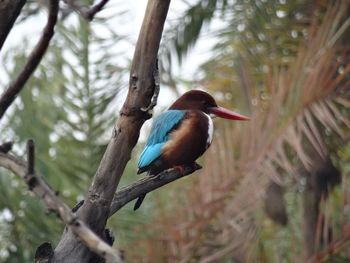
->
xmin=51 ymin=1 xmax=171 ymax=262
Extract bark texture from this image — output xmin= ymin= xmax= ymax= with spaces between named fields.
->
xmin=52 ymin=1 xmax=171 ymax=262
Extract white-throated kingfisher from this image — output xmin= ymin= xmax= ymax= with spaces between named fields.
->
xmin=134 ymin=90 xmax=249 ymax=210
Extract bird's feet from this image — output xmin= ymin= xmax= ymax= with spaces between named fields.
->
xmin=173 ymin=163 xmax=202 ymax=175
xmin=173 ymin=165 xmax=185 ymax=175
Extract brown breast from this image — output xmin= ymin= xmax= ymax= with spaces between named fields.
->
xmin=162 ymin=110 xmax=211 ymax=166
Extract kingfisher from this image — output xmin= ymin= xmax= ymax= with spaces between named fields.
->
xmin=134 ymin=90 xmax=249 ymax=210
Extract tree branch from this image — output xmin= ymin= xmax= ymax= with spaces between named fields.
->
xmin=64 ymin=0 xmax=110 ymax=21
xmin=0 ymin=0 xmax=59 ymax=120
xmin=0 ymin=0 xmax=27 ymax=51
xmin=0 ymin=145 xmax=123 ymax=263
xmin=109 ymin=164 xmax=202 ymax=215
xmin=52 ymin=1 xmax=171 ymax=261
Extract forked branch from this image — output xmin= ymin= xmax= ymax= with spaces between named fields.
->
xmin=0 ymin=0 xmax=59 ymax=120
xmin=64 ymin=0 xmax=110 ymax=21
xmin=0 ymin=141 xmax=122 ymax=263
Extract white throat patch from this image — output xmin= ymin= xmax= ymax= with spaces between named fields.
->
xmin=205 ymin=113 xmax=214 ymax=146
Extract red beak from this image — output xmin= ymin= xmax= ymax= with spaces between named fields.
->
xmin=209 ymin=106 xmax=249 ymax=121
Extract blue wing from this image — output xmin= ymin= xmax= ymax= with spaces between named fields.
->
xmin=138 ymin=110 xmax=185 ymax=169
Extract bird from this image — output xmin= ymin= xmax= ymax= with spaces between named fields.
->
xmin=134 ymin=90 xmax=249 ymax=210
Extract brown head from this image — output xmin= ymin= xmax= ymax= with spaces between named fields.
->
xmin=169 ymin=90 xmax=249 ymax=121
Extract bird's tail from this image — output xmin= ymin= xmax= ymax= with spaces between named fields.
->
xmin=133 ymin=194 xmax=146 ymax=211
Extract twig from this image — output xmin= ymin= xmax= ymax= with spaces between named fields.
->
xmin=0 ymin=144 xmax=123 ymax=263
xmin=109 ymin=164 xmax=202 ymax=216
xmin=86 ymin=0 xmax=109 ymax=20
xmin=0 ymin=0 xmax=59 ymax=120
xmin=64 ymin=0 xmax=110 ymax=21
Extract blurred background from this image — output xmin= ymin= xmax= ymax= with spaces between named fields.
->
xmin=0 ymin=0 xmax=350 ymax=262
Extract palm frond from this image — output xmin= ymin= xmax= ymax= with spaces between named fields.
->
xmin=132 ymin=1 xmax=350 ymax=261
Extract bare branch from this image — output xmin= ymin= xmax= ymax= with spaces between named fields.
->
xmin=0 ymin=0 xmax=26 ymax=51
xmin=0 ymin=0 xmax=59 ymax=120
xmin=86 ymin=0 xmax=109 ymax=20
xmin=0 ymin=148 xmax=123 ymax=263
xmin=109 ymin=164 xmax=202 ymax=215
xmin=64 ymin=0 xmax=110 ymax=21
xmin=52 ymin=1 xmax=171 ymax=261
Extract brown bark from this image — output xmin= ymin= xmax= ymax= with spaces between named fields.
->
xmin=0 ymin=0 xmax=26 ymax=51
xmin=52 ymin=1 xmax=171 ymax=262
xmin=109 ymin=164 xmax=202 ymax=215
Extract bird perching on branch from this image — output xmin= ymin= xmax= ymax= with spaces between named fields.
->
xmin=134 ymin=90 xmax=249 ymax=210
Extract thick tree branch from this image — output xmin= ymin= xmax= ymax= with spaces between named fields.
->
xmin=0 ymin=0 xmax=26 ymax=51
xmin=0 ymin=0 xmax=59 ymax=120
xmin=53 ymin=1 xmax=171 ymax=261
xmin=0 ymin=148 xmax=122 ymax=263
xmin=64 ymin=0 xmax=110 ymax=21
xmin=109 ymin=164 xmax=202 ymax=215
